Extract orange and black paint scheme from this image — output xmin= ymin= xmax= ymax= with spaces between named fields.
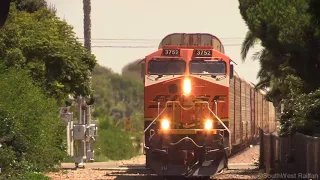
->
xmin=142 ymin=33 xmax=233 ymax=178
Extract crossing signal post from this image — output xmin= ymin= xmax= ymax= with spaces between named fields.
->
xmin=60 ymin=95 xmax=98 ymax=168
xmin=60 ymin=107 xmax=74 ymax=156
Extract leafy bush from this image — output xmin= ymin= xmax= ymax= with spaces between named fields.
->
xmin=0 ymin=66 xmax=66 ymax=179
xmin=14 ymin=172 xmax=50 ymax=180
xmin=280 ymin=88 xmax=320 ymax=136
xmin=94 ymin=118 xmax=138 ymax=160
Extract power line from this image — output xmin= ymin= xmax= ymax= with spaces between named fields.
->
xmin=91 ymin=44 xmax=242 ymax=48
xmin=77 ymin=37 xmax=245 ymax=41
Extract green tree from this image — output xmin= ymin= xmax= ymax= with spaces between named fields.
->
xmin=90 ymin=65 xmax=144 ymax=160
xmin=12 ymin=0 xmax=47 ymax=13
xmin=238 ymin=0 xmax=320 ymax=135
xmin=239 ymin=0 xmax=319 ymax=92
xmin=91 ymin=65 xmax=143 ymax=122
xmin=0 ymin=4 xmax=96 ymax=103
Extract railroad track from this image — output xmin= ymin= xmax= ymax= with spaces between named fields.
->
xmin=79 ymin=164 xmax=258 ymax=180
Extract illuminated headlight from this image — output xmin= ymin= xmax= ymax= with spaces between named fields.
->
xmin=161 ymin=119 xmax=170 ymax=130
xmin=204 ymin=119 xmax=213 ymax=130
xmin=183 ymin=78 xmax=191 ymax=95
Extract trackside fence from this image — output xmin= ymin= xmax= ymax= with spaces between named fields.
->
xmin=259 ymin=128 xmax=320 ymax=179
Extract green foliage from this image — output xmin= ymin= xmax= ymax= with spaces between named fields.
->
xmin=0 ymin=65 xmax=66 ymax=179
xmin=11 ymin=0 xmax=47 ymax=13
xmin=94 ymin=118 xmax=138 ymax=160
xmin=280 ymin=89 xmax=320 ymax=136
xmin=91 ymin=65 xmax=143 ymax=121
xmin=90 ymin=65 xmax=144 ymax=160
xmin=0 ymin=4 xmax=96 ymax=103
xmin=14 ymin=172 xmax=50 ymax=180
xmin=0 ymin=1 xmax=96 ymax=179
xmin=238 ymin=0 xmax=320 ymax=135
xmin=239 ymin=0 xmax=320 ymax=93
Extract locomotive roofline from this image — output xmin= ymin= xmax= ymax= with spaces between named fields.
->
xmin=158 ymin=33 xmax=225 ymax=54
xmin=137 ymin=32 xmax=268 ymax=95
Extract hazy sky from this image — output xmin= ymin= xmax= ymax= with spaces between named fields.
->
xmin=46 ymin=0 xmax=262 ymax=83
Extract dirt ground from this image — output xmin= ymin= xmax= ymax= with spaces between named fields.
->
xmin=45 ymin=145 xmax=264 ymax=180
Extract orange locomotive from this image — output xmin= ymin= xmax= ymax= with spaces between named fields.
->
xmin=140 ymin=33 xmax=276 ymax=178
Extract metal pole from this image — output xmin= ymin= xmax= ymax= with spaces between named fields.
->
xmin=67 ymin=118 xmax=70 ymax=155
xmin=75 ymin=95 xmax=86 ymax=167
xmin=70 ymin=113 xmax=74 ymax=156
xmin=86 ymin=104 xmax=91 ymax=162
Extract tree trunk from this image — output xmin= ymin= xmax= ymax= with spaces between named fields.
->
xmin=83 ymin=0 xmax=91 ymax=52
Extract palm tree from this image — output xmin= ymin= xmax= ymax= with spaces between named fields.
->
xmin=240 ymin=30 xmax=284 ymax=108
xmin=240 ymin=30 xmax=259 ymax=61
xmin=83 ymin=0 xmax=91 ymax=52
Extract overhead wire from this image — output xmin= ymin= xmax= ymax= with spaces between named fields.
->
xmin=90 ymin=44 xmax=242 ymax=48
xmin=76 ymin=37 xmax=245 ymax=41
xmin=76 ymin=37 xmax=244 ymax=48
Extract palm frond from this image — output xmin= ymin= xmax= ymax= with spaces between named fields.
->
xmin=241 ymin=31 xmax=258 ymax=61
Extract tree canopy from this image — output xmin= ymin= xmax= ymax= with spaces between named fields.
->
xmin=239 ymin=0 xmax=320 ymax=135
xmin=0 ymin=4 xmax=96 ymax=103
xmin=12 ymin=0 xmax=47 ymax=13
xmin=90 ymin=65 xmax=144 ymax=160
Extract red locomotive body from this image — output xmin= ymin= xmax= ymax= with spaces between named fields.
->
xmin=140 ymin=33 xmax=276 ymax=178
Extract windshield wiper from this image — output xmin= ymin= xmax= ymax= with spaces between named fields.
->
xmin=155 ymin=74 xmax=163 ymax=80
xmin=196 ymin=73 xmax=226 ymax=80
xmin=216 ymin=75 xmax=227 ymax=81
xmin=155 ymin=74 xmax=177 ymax=80
xmin=147 ymin=74 xmax=170 ymax=81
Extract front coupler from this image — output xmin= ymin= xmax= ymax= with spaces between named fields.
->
xmin=145 ymin=130 xmax=228 ymax=176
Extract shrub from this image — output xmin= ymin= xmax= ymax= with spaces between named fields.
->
xmin=280 ymin=88 xmax=320 ymax=136
xmin=94 ymin=118 xmax=138 ymax=160
xmin=0 ymin=66 xmax=66 ymax=179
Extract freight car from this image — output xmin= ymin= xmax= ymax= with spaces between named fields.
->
xmin=140 ymin=33 xmax=276 ymax=179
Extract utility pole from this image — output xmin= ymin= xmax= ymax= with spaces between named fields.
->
xmin=58 ymin=0 xmax=96 ymax=169
xmin=72 ymin=0 xmax=96 ymax=168
xmin=83 ymin=0 xmax=91 ymax=52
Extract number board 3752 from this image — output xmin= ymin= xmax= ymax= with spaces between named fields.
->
xmin=194 ymin=49 xmax=212 ymax=57
xmin=162 ymin=49 xmax=180 ymax=56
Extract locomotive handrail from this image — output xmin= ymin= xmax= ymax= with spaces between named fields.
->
xmin=145 ymin=101 xmax=231 ymax=134
xmin=144 ymin=100 xmax=232 ymax=153
xmin=204 ymin=101 xmax=232 ymax=154
xmin=169 ymin=137 xmax=203 ymax=148
xmin=204 ymin=102 xmax=230 ymax=134
xmin=144 ymin=102 xmax=170 ymax=133
xmin=164 ymin=101 xmax=230 ymax=134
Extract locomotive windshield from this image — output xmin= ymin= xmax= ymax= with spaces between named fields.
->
xmin=148 ymin=60 xmax=186 ymax=75
xmin=189 ymin=60 xmax=226 ymax=75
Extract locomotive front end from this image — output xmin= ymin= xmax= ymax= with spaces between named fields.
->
xmin=143 ymin=41 xmax=233 ymax=178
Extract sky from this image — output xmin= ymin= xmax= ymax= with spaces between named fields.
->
xmin=46 ymin=0 xmax=263 ymax=84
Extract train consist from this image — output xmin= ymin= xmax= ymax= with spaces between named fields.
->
xmin=140 ymin=33 xmax=277 ymax=179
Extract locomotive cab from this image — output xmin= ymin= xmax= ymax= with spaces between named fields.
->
xmin=143 ymin=33 xmax=233 ymax=178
